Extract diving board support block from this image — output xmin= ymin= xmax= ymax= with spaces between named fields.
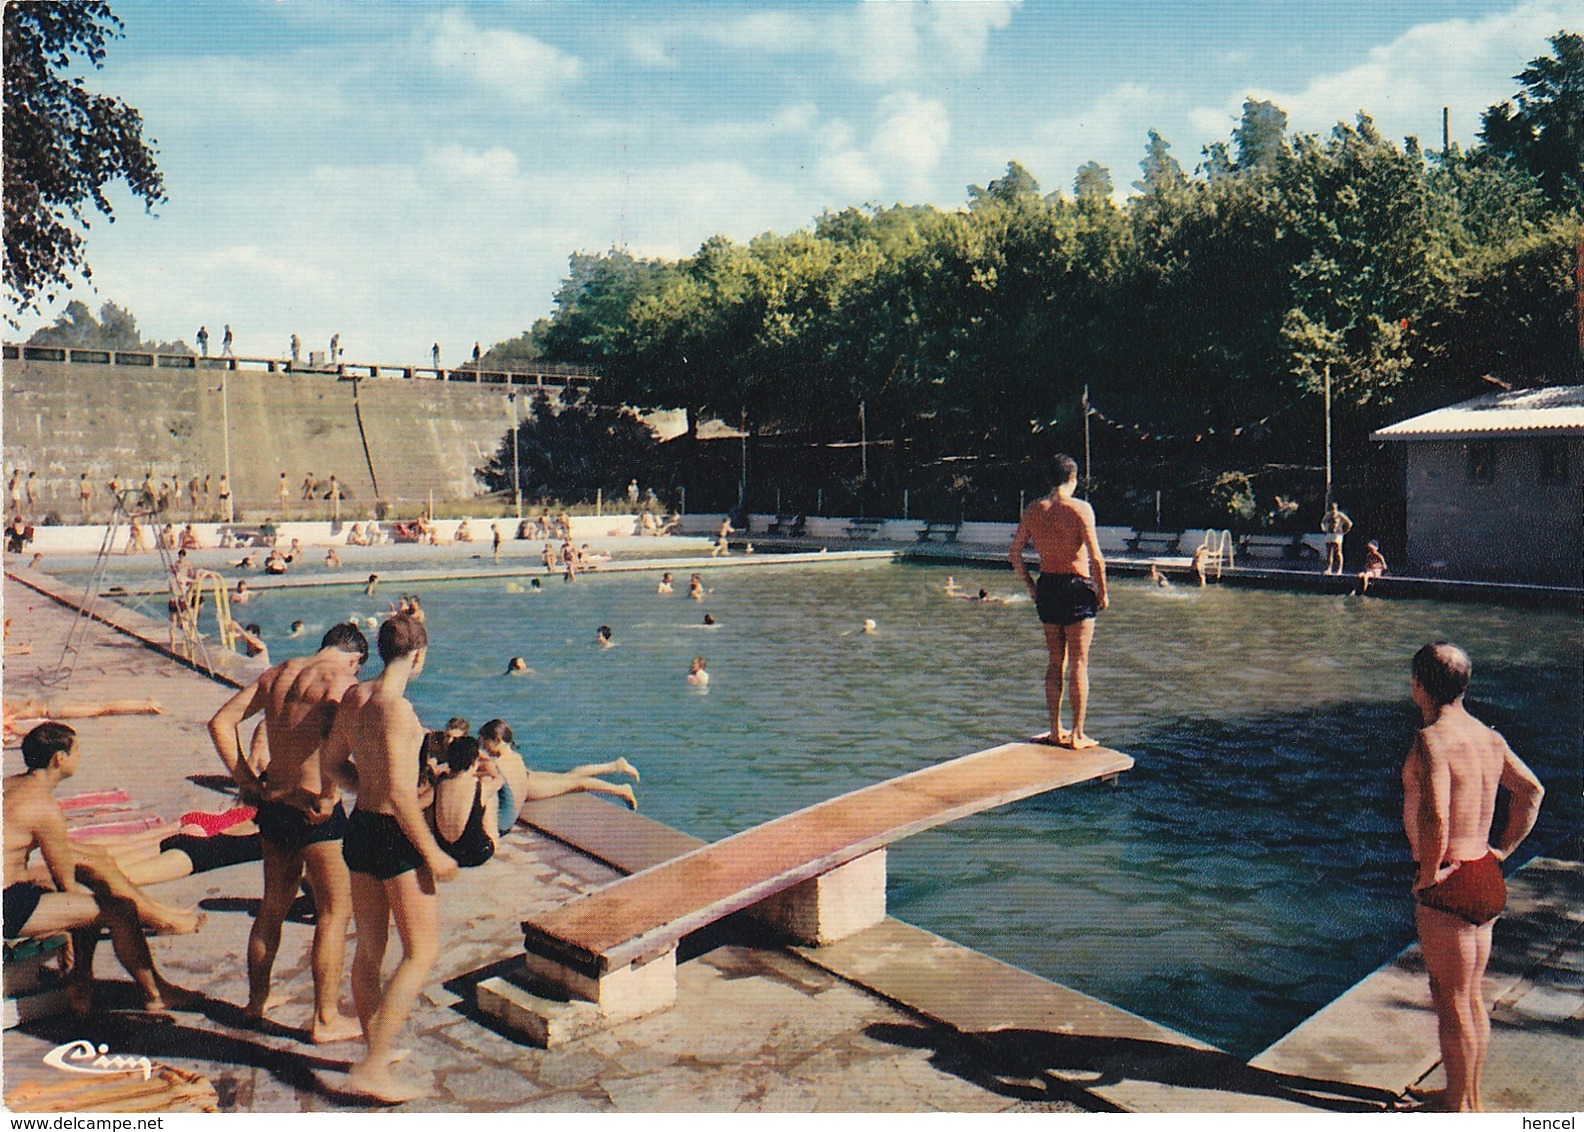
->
xmin=487 ymin=742 xmax=1133 ymax=1046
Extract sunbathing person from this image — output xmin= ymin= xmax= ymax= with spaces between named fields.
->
xmin=477 ymin=719 xmax=639 ymax=827
xmin=4 ymin=724 xmax=201 ymax=1015
xmin=4 ymin=696 xmax=163 ymax=746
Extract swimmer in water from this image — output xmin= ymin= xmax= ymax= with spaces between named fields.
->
xmin=945 ymin=576 xmax=961 ymax=596
xmin=1148 ymin=564 xmax=1171 ymax=588
xmin=528 ymin=578 xmax=541 ymax=592
xmin=505 ymin=656 xmax=532 ymax=675
xmin=862 ymin=618 xmax=877 ymax=633
xmin=657 ymin=572 xmax=674 ymax=594
xmin=687 ymin=656 xmax=709 ymax=687
xmin=688 ymin=573 xmax=705 ymax=601
xmin=702 ymin=613 xmax=717 ymax=626
xmin=364 ymin=574 xmax=379 ymax=596
xmin=596 ymin=625 xmax=613 ymax=648
xmin=288 ymin=620 xmax=306 ymax=638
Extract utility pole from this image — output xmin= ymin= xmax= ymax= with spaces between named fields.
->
xmin=1576 ymin=220 xmax=1584 ymax=377
xmin=1082 ymin=385 xmax=1091 ymax=498
xmin=508 ymin=392 xmax=521 ymax=519
xmin=859 ymin=401 xmax=868 ymax=480
xmin=1442 ymin=106 xmax=1450 ymax=153
xmin=1323 ymin=362 xmax=1333 ymax=506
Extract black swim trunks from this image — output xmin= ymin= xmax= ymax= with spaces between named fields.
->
xmin=342 ymin=809 xmax=426 ymax=880
xmin=1035 ymin=573 xmax=1099 ymax=626
xmin=3 ymin=881 xmax=47 ymax=937
xmin=255 ymin=800 xmax=347 ymax=855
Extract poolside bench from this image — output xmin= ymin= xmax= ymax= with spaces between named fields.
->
xmin=1238 ymin=534 xmax=1319 ymax=565
xmin=846 ymin=517 xmax=885 ymax=539
xmin=486 ymin=742 xmax=1132 ymax=1046
xmin=3 ymin=935 xmax=69 ymax=1030
xmin=1128 ymin=530 xmax=1182 ymax=557
xmin=217 ymin=524 xmax=273 ymax=548
xmin=765 ymin=514 xmax=797 ymax=536
xmin=916 ymin=520 xmax=961 ymax=543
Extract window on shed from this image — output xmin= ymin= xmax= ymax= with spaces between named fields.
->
xmin=1466 ymin=443 xmax=1495 ymax=484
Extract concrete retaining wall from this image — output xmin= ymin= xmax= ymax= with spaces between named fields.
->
xmin=2 ymin=359 xmax=533 ymax=517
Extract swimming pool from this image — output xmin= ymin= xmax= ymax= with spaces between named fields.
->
xmin=105 ymin=557 xmax=1584 ymax=1056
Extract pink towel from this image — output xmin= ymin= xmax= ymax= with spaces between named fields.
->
xmin=57 ymin=789 xmax=133 ymax=813
xmin=67 ymin=815 xmax=170 ymax=842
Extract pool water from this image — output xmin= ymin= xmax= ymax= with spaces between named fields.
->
xmin=108 ymin=558 xmax=1584 ymax=1056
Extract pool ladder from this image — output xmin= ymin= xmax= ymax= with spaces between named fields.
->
xmin=1200 ymin=530 xmax=1234 ymax=578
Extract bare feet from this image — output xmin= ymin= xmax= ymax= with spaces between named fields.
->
xmin=243 ymin=988 xmax=293 ymax=1024
xmin=346 ymin=1061 xmax=431 ymax=1104
xmin=614 ymin=757 xmax=640 ymax=782
xmin=311 ymin=1014 xmax=365 ymax=1044
xmin=1067 ymin=734 xmax=1101 ymax=750
xmin=613 ymin=784 xmax=637 ymax=810
xmin=145 ymin=905 xmax=206 ymax=936
xmin=145 ymin=981 xmax=201 ymax=1012
xmin=1030 ymin=730 xmax=1070 ymax=747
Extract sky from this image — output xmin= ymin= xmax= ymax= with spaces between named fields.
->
xmin=9 ymin=0 xmax=1575 ymax=366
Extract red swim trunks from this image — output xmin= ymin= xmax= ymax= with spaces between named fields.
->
xmin=1416 ymin=851 xmax=1506 ymax=925
xmin=179 ymin=805 xmax=258 ymax=838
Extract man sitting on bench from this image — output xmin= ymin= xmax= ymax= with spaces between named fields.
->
xmin=4 ymin=723 xmax=201 ymax=1015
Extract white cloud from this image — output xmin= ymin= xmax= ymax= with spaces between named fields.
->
xmin=817 ymin=149 xmax=884 ymax=200
xmin=427 ymin=9 xmax=583 ymax=104
xmin=871 ymin=92 xmax=951 ymax=188
xmin=1190 ymin=0 xmax=1572 ymax=147
xmin=923 ymin=1 xmax=1019 ymax=72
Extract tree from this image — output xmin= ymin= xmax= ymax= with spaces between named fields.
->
xmin=1134 ymin=130 xmax=1187 ymax=195
xmin=3 ymin=2 xmax=165 ymax=319
xmin=25 ymin=298 xmax=188 ymax=352
xmin=1073 ymin=162 xmax=1114 ymax=202
xmin=1233 ymin=98 xmax=1288 ymax=170
xmin=476 ymin=391 xmax=664 ymax=504
xmin=1478 ymin=31 xmax=1584 ymax=209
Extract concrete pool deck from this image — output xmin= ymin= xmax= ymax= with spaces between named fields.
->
xmin=3 ymin=563 xmax=1580 ymax=1113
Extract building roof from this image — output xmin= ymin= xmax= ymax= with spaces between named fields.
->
xmin=1372 ymin=385 xmax=1584 ymax=441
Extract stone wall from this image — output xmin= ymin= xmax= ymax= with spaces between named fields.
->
xmin=3 ymin=359 xmax=534 ymax=518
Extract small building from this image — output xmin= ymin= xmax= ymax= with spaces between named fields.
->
xmin=1371 ymin=385 xmax=1583 ymax=587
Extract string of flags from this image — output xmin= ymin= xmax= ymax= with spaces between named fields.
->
xmin=1038 ymin=388 xmax=1312 ymax=443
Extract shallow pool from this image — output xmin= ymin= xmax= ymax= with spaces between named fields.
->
xmin=111 ymin=558 xmax=1584 ymax=1055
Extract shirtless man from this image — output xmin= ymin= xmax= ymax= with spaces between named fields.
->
xmin=321 ymin=616 xmax=458 ymax=1103
xmin=4 ymin=723 xmax=199 ymax=1014
xmin=1321 ymin=502 xmax=1352 ymax=575
xmin=1400 ymin=642 xmax=1543 ymax=1112
xmin=207 ymin=623 xmax=369 ymax=1043
xmin=1009 ymin=454 xmax=1108 ymax=749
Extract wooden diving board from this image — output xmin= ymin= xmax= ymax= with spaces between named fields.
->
xmin=486 ymin=742 xmax=1133 ymax=1045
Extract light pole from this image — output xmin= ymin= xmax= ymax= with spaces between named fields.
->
xmin=507 ymin=392 xmax=522 ymax=519
xmin=1323 ymin=362 xmax=1333 ymax=506
xmin=220 ymin=368 xmax=232 ymax=514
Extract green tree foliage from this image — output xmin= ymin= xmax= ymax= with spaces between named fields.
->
xmin=1478 ymin=31 xmax=1584 ymax=210
xmin=518 ymin=32 xmax=1578 ymax=522
xmin=25 ymin=298 xmax=188 ymax=352
xmin=3 ymin=2 xmax=164 ymax=318
xmin=476 ymin=391 xmax=663 ymax=505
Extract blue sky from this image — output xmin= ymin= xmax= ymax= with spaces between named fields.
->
xmin=11 ymin=0 xmax=1574 ymax=364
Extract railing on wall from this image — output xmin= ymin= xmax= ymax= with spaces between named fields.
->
xmin=2 ymin=343 xmax=599 ymax=392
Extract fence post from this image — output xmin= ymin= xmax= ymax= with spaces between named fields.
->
xmin=596 ymin=489 xmax=602 ymax=517
xmin=903 ymin=489 xmax=909 ymax=520
xmin=680 ymin=487 xmax=686 ymax=515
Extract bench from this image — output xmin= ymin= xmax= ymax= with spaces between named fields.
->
xmin=483 ymin=741 xmax=1132 ymax=1046
xmin=846 ymin=517 xmax=885 ymax=539
xmin=216 ymin=524 xmax=273 ymax=548
xmin=1238 ymin=534 xmax=1320 ymax=565
xmin=765 ymin=514 xmax=807 ymax=537
xmin=1127 ymin=530 xmax=1182 ymax=556
xmin=916 ymin=520 xmax=961 ymax=543
xmin=3 ymin=935 xmax=69 ymax=1029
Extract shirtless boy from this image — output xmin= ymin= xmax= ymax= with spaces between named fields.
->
xmin=1009 ymin=454 xmax=1108 ymax=749
xmin=1401 ymin=642 xmax=1543 ymax=1112
xmin=322 ymin=615 xmax=459 ymax=1103
xmin=4 ymin=723 xmax=199 ymax=1014
xmin=207 ymin=623 xmax=370 ymax=1043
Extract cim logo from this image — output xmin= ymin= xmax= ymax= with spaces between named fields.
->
xmin=42 ymin=1039 xmax=152 ymax=1080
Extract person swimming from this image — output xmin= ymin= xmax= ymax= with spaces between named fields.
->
xmin=687 ymin=656 xmax=709 ymax=687
xmin=288 ymin=620 xmax=306 ymax=638
xmin=862 ymin=618 xmax=877 ymax=633
xmin=596 ymin=625 xmax=613 ymax=648
xmin=657 ymin=572 xmax=674 ymax=594
xmin=505 ymin=656 xmax=532 ymax=675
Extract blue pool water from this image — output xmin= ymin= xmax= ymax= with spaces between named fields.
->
xmin=97 ymin=555 xmax=1582 ymax=1056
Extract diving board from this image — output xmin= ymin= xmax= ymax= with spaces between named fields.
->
xmin=484 ymin=741 xmax=1132 ymax=1046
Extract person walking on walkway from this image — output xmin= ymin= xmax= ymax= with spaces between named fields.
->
xmin=197 ymin=326 xmax=209 ymax=357
xmin=222 ymin=324 xmax=235 ymax=358
xmin=290 ymin=333 xmax=301 ymax=365
xmin=1010 ymin=454 xmax=1108 ymax=749
xmin=1400 ymin=642 xmax=1543 ymax=1112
